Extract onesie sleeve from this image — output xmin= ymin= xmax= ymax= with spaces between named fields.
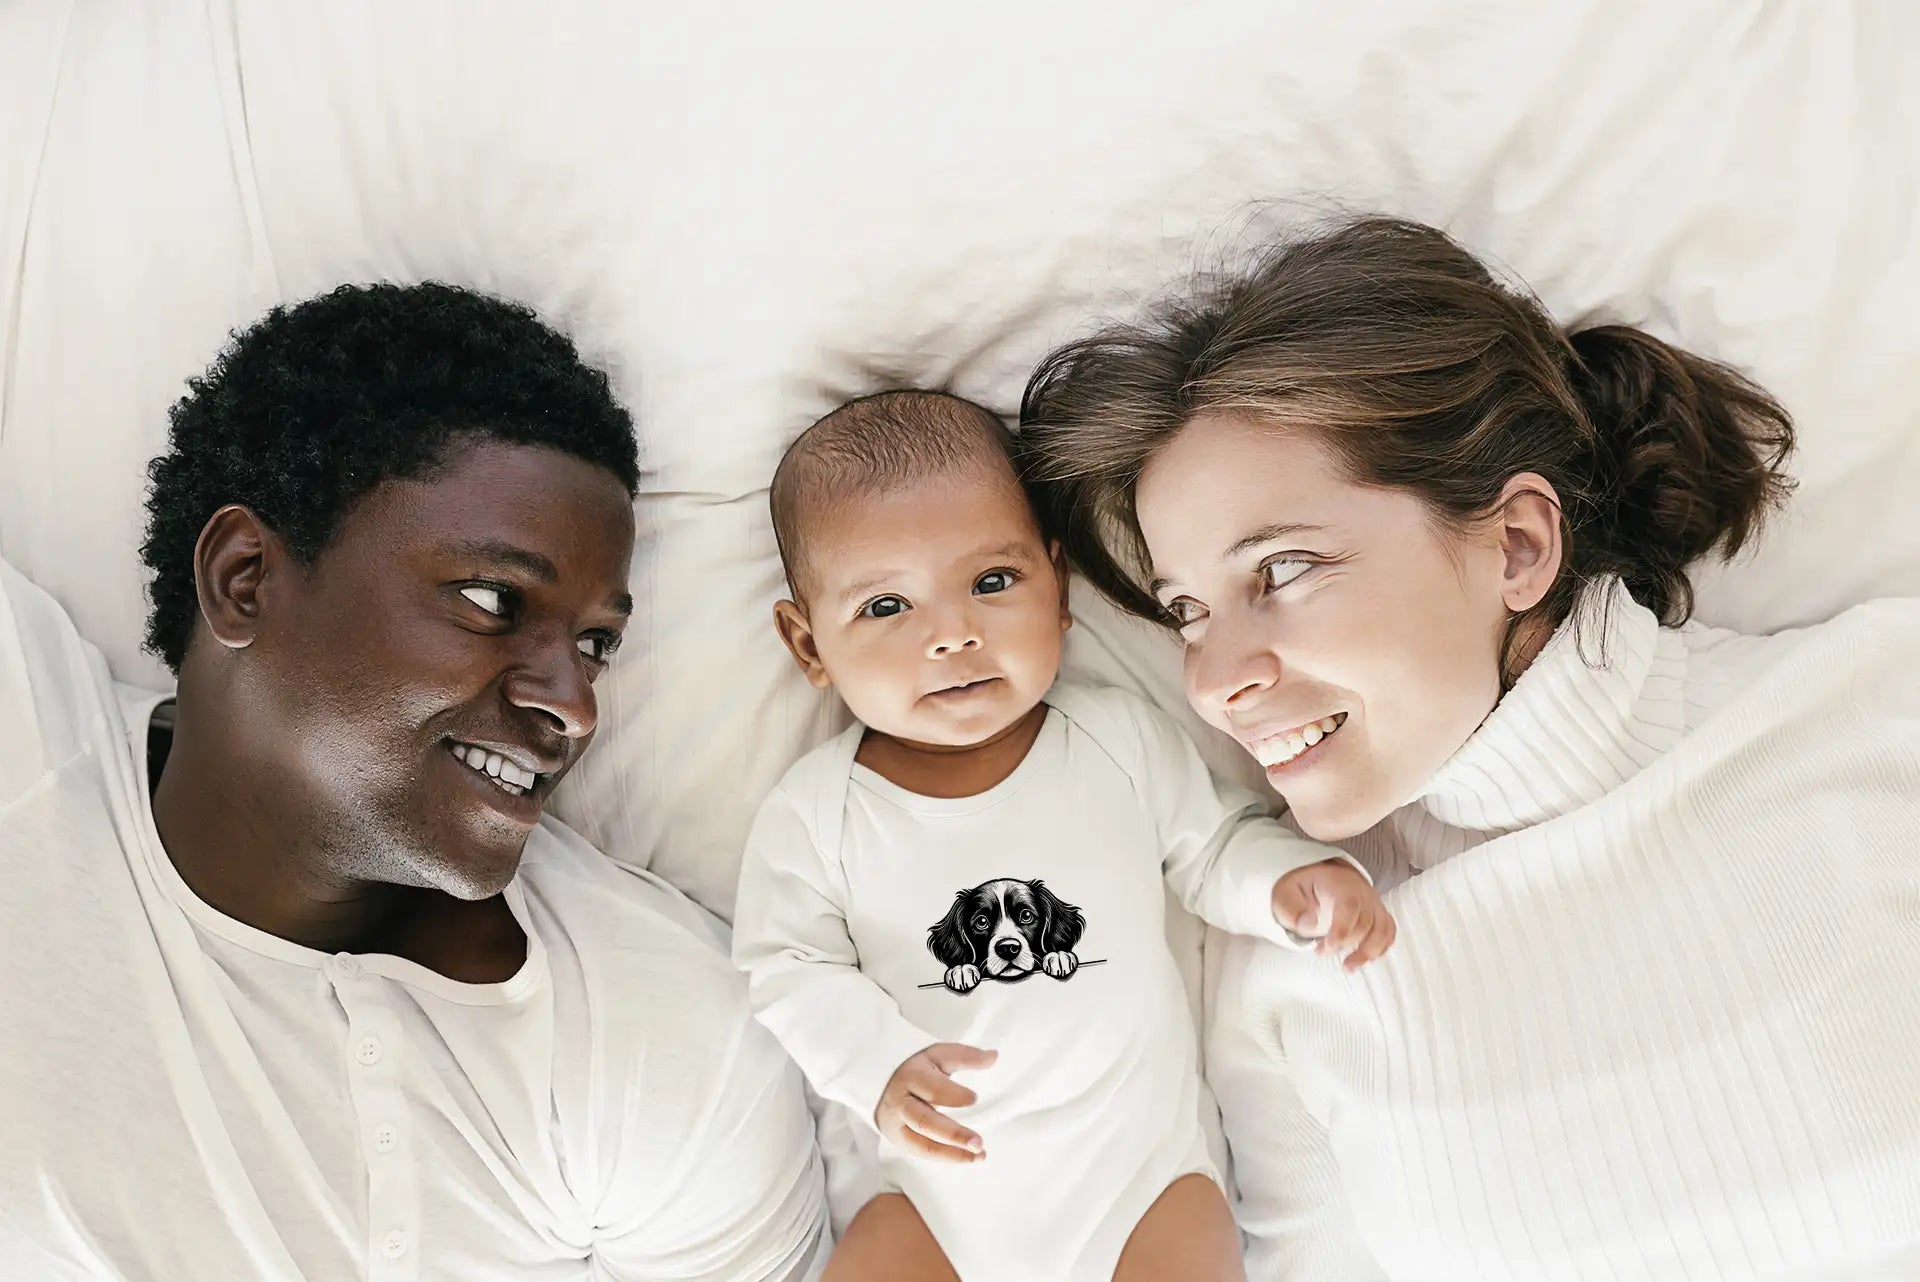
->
xmin=732 ymin=784 xmax=941 ymax=1129
xmin=1123 ymin=690 xmax=1368 ymax=947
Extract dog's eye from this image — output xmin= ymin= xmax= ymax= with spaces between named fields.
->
xmin=1016 ymin=908 xmax=1036 ymax=926
xmin=970 ymin=914 xmax=991 ymax=933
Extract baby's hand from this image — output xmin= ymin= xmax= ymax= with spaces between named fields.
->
xmin=875 ymin=1042 xmax=997 ymax=1164
xmin=1272 ymin=859 xmax=1396 ymax=970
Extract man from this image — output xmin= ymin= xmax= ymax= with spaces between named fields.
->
xmin=0 ymin=283 xmax=828 ymax=1279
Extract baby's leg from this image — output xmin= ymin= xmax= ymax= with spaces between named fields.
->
xmin=822 ymin=1192 xmax=960 ymax=1282
xmin=1112 ymin=1172 xmax=1246 ymax=1282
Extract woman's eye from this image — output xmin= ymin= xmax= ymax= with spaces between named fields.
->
xmin=974 ymin=569 xmax=1016 ymax=595
xmin=1164 ymin=598 xmax=1204 ymax=628
xmin=1261 ymin=559 xmax=1312 ymax=592
xmin=460 ymin=585 xmax=509 ymax=617
xmin=861 ymin=595 xmax=909 ymax=619
xmin=577 ymin=633 xmax=622 ymax=665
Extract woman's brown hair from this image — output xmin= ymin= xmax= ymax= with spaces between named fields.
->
xmin=1015 ymin=217 xmax=1795 ymax=679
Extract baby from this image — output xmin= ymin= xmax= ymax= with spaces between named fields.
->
xmin=732 ymin=391 xmax=1394 ymax=1282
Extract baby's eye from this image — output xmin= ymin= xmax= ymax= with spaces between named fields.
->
xmin=974 ymin=569 xmax=1017 ymax=595
xmin=461 ymin=585 xmax=510 ymax=617
xmin=1261 ymin=559 xmax=1312 ymax=592
xmin=861 ymin=595 xmax=909 ymax=620
xmin=576 ymin=632 xmax=622 ymax=665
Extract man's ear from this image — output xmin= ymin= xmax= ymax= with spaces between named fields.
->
xmin=1491 ymin=474 xmax=1564 ymax=614
xmin=773 ymin=598 xmax=832 ymax=690
xmin=193 ymin=504 xmax=281 ymax=653
xmin=1048 ymin=539 xmax=1073 ymax=634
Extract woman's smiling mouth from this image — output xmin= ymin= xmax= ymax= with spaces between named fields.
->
xmin=1244 ymin=712 xmax=1348 ymax=769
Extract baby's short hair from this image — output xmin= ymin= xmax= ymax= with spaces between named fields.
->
xmin=771 ymin=389 xmax=1019 ymax=599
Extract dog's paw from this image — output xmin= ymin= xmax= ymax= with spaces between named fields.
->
xmin=1042 ymin=951 xmax=1078 ymax=979
xmin=945 ymin=965 xmax=981 ymax=993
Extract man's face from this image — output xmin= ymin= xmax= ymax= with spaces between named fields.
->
xmin=242 ymin=440 xmax=634 ymax=899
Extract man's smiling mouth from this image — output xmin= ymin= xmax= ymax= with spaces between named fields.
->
xmin=447 ymin=742 xmax=543 ymax=797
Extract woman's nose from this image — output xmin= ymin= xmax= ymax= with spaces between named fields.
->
xmin=1187 ymin=616 xmax=1283 ymax=713
xmin=501 ymin=636 xmax=598 ymax=740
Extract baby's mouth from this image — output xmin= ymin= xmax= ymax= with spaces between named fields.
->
xmin=1248 ymin=712 xmax=1348 ymax=768
xmin=926 ymin=677 xmax=1001 ymax=699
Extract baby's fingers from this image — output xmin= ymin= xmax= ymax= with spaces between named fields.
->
xmin=1316 ymin=895 xmax=1364 ymax=958
xmin=1343 ymin=907 xmax=1398 ymax=971
xmin=901 ymin=1099 xmax=984 ymax=1163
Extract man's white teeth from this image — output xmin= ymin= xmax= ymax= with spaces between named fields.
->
xmin=451 ymin=744 xmax=537 ymax=794
xmin=1252 ymin=714 xmax=1347 ymax=768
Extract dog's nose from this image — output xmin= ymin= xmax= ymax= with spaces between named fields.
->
xmin=994 ymin=938 xmax=1023 ymax=960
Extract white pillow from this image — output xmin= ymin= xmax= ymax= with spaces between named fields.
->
xmin=1 ymin=1 xmax=1914 ymax=926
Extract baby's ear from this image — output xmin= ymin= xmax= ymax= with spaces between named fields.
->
xmin=1048 ymin=540 xmax=1072 ymax=632
xmin=773 ymin=599 xmax=831 ymax=689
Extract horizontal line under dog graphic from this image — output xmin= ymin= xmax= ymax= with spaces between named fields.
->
xmin=916 ymin=878 xmax=1107 ymax=992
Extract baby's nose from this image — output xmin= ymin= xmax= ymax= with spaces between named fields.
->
xmin=994 ymin=937 xmax=1023 ymax=960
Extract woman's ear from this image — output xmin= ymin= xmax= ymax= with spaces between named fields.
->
xmin=1492 ymin=473 xmax=1564 ymax=613
xmin=192 ymin=504 xmax=278 ymax=653
xmin=773 ymin=598 xmax=832 ymax=689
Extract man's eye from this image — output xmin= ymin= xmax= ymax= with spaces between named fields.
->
xmin=974 ymin=570 xmax=1016 ymax=595
xmin=577 ymin=633 xmax=622 ymax=664
xmin=461 ymin=585 xmax=509 ymax=617
xmin=861 ymin=595 xmax=909 ymax=619
xmin=1261 ymin=559 xmax=1312 ymax=592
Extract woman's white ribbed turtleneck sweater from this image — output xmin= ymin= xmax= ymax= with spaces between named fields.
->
xmin=1208 ymin=579 xmax=1920 ymax=1282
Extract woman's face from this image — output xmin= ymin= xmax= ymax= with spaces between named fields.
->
xmin=1135 ymin=412 xmax=1513 ymax=841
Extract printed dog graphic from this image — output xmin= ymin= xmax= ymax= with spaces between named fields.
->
xmin=926 ymin=879 xmax=1085 ymax=993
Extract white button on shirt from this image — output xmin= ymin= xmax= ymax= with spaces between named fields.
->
xmin=0 ymin=558 xmax=829 ymax=1280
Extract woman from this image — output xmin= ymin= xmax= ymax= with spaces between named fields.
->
xmin=1014 ymin=218 xmax=1920 ymax=1281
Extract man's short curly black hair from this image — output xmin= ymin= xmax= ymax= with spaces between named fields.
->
xmin=139 ymin=281 xmax=639 ymax=673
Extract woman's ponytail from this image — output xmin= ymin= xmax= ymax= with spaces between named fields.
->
xmin=1563 ymin=325 xmax=1796 ymax=625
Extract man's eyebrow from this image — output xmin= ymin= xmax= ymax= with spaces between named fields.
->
xmin=1146 ymin=523 xmax=1328 ymax=600
xmin=446 ymin=539 xmax=632 ymax=616
xmin=446 ymin=539 xmax=559 ymax=583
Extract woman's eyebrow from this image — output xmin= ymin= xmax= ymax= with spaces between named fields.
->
xmin=1223 ymin=522 xmax=1326 ymax=560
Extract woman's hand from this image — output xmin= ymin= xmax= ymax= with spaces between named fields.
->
xmin=874 ymin=1042 xmax=996 ymax=1163
xmin=1273 ymin=860 xmax=1396 ymax=970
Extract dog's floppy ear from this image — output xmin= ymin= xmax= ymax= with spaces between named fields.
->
xmin=1032 ymin=880 xmax=1085 ymax=953
xmin=926 ymin=891 xmax=978 ymax=967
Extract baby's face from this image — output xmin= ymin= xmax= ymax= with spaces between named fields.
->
xmin=791 ymin=467 xmax=1070 ymax=749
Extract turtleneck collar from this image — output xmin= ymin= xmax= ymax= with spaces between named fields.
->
xmin=1414 ymin=576 xmax=1687 ymax=840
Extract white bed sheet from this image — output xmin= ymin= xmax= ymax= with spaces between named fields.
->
xmin=2 ymin=0 xmax=1915 ymax=925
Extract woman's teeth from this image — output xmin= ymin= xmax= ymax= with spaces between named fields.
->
xmin=1251 ymin=714 xmax=1347 ymax=768
xmin=450 ymin=744 xmax=536 ymax=796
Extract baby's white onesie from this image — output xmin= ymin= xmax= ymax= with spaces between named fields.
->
xmin=733 ymin=681 xmax=1349 ymax=1281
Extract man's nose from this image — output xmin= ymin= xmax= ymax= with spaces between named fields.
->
xmin=501 ymin=635 xmax=598 ymax=740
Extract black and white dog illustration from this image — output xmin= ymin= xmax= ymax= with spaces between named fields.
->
xmin=926 ymin=879 xmax=1085 ymax=993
